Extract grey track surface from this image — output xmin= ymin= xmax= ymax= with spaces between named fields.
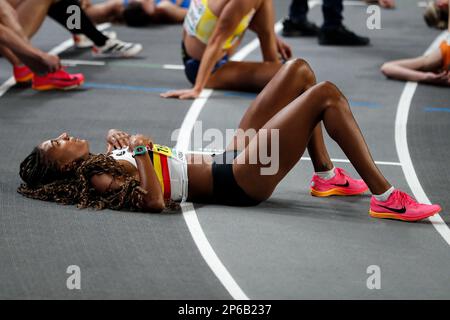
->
xmin=0 ymin=0 xmax=449 ymax=299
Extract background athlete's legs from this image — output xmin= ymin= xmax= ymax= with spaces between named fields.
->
xmin=13 ymin=0 xmax=54 ymax=38
xmin=0 ymin=0 xmax=33 ymax=65
xmin=227 ymin=59 xmax=334 ymax=172
xmin=233 ymin=81 xmax=391 ymax=201
xmin=151 ymin=1 xmax=187 ymax=23
xmin=83 ymin=0 xmax=124 ymax=24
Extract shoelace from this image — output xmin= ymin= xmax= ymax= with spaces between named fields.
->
xmin=395 ymin=191 xmax=417 ymax=207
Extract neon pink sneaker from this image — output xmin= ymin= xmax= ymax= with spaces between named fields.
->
xmin=32 ymin=68 xmax=84 ymax=91
xmin=13 ymin=65 xmax=33 ymax=83
xmin=369 ymin=189 xmax=441 ymax=222
xmin=310 ymin=167 xmax=368 ymax=197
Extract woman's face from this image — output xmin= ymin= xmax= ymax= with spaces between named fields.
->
xmin=39 ymin=132 xmax=90 ymax=169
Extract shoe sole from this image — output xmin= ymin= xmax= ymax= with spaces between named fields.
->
xmin=311 ymin=186 xmax=368 ymax=197
xmin=32 ymin=80 xmax=84 ymax=91
xmin=369 ymin=208 xmax=441 ymax=222
xmin=15 ymin=73 xmax=33 ymax=83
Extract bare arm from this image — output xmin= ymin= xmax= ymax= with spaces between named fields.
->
xmin=248 ymin=0 xmax=278 ymax=62
xmin=92 ymin=135 xmax=165 ymax=213
xmin=161 ymin=0 xmax=258 ymax=99
xmin=0 ymin=24 xmax=60 ymax=74
xmin=381 ymin=50 xmax=445 ymax=82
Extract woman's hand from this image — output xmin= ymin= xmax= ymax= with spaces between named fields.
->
xmin=106 ymin=129 xmax=130 ymax=152
xmin=276 ymin=37 xmax=293 ymax=61
xmin=160 ymin=87 xmax=202 ymax=100
xmin=423 ymin=71 xmax=450 ymax=86
xmin=129 ymin=134 xmax=154 ymax=151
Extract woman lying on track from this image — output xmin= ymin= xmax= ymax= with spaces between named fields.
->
xmin=18 ymin=60 xmax=441 ymax=222
xmin=79 ymin=0 xmax=190 ymax=26
xmin=381 ymin=1 xmax=450 ymax=86
xmin=161 ymin=0 xmax=292 ymax=99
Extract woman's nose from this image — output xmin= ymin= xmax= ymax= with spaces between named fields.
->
xmin=59 ymin=132 xmax=69 ymax=140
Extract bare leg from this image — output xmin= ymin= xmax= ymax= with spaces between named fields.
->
xmin=0 ymin=45 xmax=22 ymax=65
xmin=83 ymin=0 xmax=124 ymax=24
xmin=206 ymin=61 xmax=282 ymax=92
xmin=150 ymin=1 xmax=187 ymax=23
xmin=233 ymin=81 xmax=391 ymax=201
xmin=13 ymin=0 xmax=55 ymax=38
xmin=226 ymin=59 xmax=334 ymax=172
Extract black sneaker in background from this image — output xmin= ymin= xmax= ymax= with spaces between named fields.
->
xmin=318 ymin=25 xmax=370 ymax=46
xmin=282 ymin=18 xmax=319 ymax=37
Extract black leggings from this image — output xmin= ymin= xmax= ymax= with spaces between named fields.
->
xmin=47 ymin=0 xmax=108 ymax=47
xmin=211 ymin=151 xmax=261 ymax=207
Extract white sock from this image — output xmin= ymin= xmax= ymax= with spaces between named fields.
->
xmin=374 ymin=186 xmax=395 ymax=202
xmin=315 ymin=167 xmax=335 ymax=180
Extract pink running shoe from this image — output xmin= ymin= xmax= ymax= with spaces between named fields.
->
xmin=310 ymin=167 xmax=368 ymax=197
xmin=13 ymin=65 xmax=33 ymax=83
xmin=369 ymin=189 xmax=441 ymax=222
xmin=32 ymin=68 xmax=84 ymax=91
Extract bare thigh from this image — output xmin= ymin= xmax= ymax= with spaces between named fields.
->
xmin=206 ymin=61 xmax=282 ymax=93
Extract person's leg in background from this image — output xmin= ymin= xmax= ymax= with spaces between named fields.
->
xmin=0 ymin=0 xmax=83 ymax=90
xmin=318 ymin=0 xmax=370 ymax=46
xmin=282 ymin=0 xmax=319 ymax=37
xmin=47 ymin=0 xmax=142 ymax=57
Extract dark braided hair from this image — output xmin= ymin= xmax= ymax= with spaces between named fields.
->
xmin=18 ymin=150 xmax=179 ymax=212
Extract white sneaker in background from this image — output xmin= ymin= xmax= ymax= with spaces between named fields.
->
xmin=92 ymin=38 xmax=143 ymax=58
xmin=73 ymin=31 xmax=117 ymax=49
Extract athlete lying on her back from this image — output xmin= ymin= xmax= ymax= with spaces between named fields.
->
xmin=381 ymin=1 xmax=450 ymax=86
xmin=18 ymin=60 xmax=441 ymax=222
xmin=79 ymin=0 xmax=190 ymax=26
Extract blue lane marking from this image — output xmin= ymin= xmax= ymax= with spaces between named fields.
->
xmin=81 ymin=83 xmax=384 ymax=110
xmin=223 ymin=92 xmax=258 ymax=99
xmin=83 ymin=82 xmax=260 ymax=98
xmin=83 ymin=82 xmax=173 ymax=93
xmin=348 ymin=100 xmax=382 ymax=109
xmin=424 ymin=107 xmax=450 ymax=113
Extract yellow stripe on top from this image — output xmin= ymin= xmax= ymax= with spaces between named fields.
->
xmin=152 ymin=152 xmax=165 ymax=195
xmin=184 ymin=0 xmax=255 ymax=50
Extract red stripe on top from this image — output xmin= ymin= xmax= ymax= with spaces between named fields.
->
xmin=159 ymin=154 xmax=171 ymax=200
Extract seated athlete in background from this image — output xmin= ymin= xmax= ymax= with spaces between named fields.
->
xmin=161 ymin=0 xmax=292 ymax=100
xmin=0 ymin=0 xmax=83 ymax=90
xmin=381 ymin=4 xmax=450 ymax=87
xmin=79 ymin=0 xmax=190 ymax=26
xmin=424 ymin=0 xmax=448 ymax=30
xmin=18 ymin=60 xmax=441 ymax=222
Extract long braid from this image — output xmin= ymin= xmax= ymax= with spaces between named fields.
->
xmin=18 ymin=153 xmax=178 ymax=212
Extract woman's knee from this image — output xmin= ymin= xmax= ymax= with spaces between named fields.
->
xmin=286 ymin=58 xmax=316 ymax=87
xmin=315 ymin=81 xmax=345 ymax=105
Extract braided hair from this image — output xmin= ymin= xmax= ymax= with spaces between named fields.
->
xmin=18 ymin=150 xmax=178 ymax=212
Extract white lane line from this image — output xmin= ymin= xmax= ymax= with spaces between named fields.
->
xmin=417 ymin=1 xmax=428 ymax=8
xmin=62 ymin=59 xmax=106 ymax=66
xmin=61 ymin=60 xmax=186 ymax=70
xmin=0 ymin=77 xmax=15 ymax=98
xmin=181 ymin=203 xmax=249 ymax=300
xmin=163 ymin=64 xmax=185 ymax=70
xmin=187 ymin=151 xmax=402 ymax=167
xmin=176 ymin=0 xmax=323 ymax=301
xmin=0 ymin=23 xmax=111 ymax=98
xmin=395 ymin=31 xmax=450 ymax=246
